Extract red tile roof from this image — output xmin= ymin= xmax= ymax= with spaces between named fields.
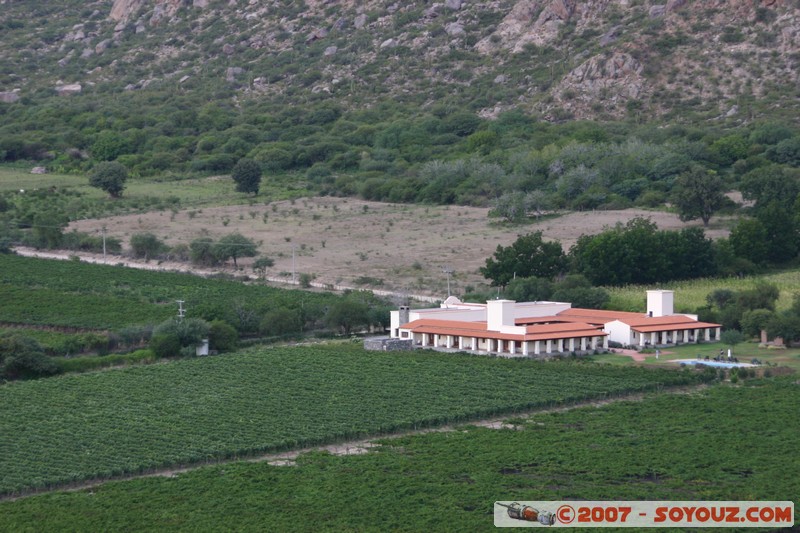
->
xmin=401 ymin=318 xmax=606 ymax=342
xmin=559 ymin=308 xmax=720 ymax=331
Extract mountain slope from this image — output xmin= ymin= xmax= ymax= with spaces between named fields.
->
xmin=1 ymin=0 xmax=798 ymax=122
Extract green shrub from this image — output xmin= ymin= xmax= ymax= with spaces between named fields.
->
xmin=149 ymin=334 xmax=181 ymax=358
xmin=209 ymin=320 xmax=238 ymax=353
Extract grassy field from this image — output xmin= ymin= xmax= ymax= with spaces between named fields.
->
xmin=605 ymin=271 xmax=800 ymax=313
xmin=0 ymin=344 xmax=703 ymax=496
xmin=0 ymin=167 xmax=304 ymax=206
xmin=1 ymin=378 xmax=796 ymax=532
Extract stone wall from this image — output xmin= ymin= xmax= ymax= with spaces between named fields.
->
xmin=364 ymin=337 xmax=413 ymax=352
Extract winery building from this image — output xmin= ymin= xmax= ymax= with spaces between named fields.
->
xmin=389 ymin=290 xmax=721 ymax=357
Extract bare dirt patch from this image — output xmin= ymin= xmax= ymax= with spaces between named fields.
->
xmin=66 ymin=199 xmax=731 ymax=297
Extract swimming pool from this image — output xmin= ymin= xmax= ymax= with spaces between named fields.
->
xmin=674 ymin=359 xmax=756 ymax=369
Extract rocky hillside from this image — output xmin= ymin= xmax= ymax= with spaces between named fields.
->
xmin=1 ymin=0 xmax=798 ymax=122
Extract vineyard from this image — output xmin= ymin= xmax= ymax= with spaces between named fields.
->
xmin=1 ymin=378 xmax=796 ymax=531
xmin=0 ymin=344 xmax=703 ymax=496
xmin=0 ymin=254 xmax=338 ymax=330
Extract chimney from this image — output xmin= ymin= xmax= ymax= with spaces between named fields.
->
xmin=487 ymin=300 xmax=515 ymax=331
xmin=399 ymin=306 xmax=410 ymax=326
xmin=647 ymin=290 xmax=674 ymax=317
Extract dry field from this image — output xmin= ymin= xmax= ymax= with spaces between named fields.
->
xmin=67 ymin=198 xmax=733 ymax=297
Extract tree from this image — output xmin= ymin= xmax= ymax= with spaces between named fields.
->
xmin=740 ymin=309 xmax=775 ymax=338
xmin=757 ymin=200 xmax=799 ymax=263
xmin=190 ymin=237 xmax=219 ymax=266
xmin=231 ymin=158 xmax=262 ymax=195
xmin=504 ymin=276 xmax=553 ymax=302
xmin=130 ymin=232 xmax=168 ymax=261
xmin=213 ymin=233 xmax=257 ymax=268
xmin=739 ymin=165 xmax=800 ymax=212
xmin=208 ymin=320 xmax=238 ymax=353
xmin=719 ymin=329 xmax=744 ymax=348
xmin=480 ymin=231 xmax=566 ymax=287
xmin=252 ymin=256 xmax=275 ymax=279
xmin=551 ymin=275 xmax=610 ymax=309
xmin=260 ymin=307 xmax=303 ymax=336
xmin=489 ymin=191 xmax=527 ymax=223
xmin=31 ymin=212 xmax=66 ymax=249
xmin=325 ymin=297 xmax=370 ymax=335
xmin=0 ymin=334 xmax=59 ymax=380
xmin=729 ymin=219 xmax=769 ymax=266
xmin=89 ymin=161 xmax=128 ymax=198
xmin=766 ymin=314 xmax=800 ymax=347
xmin=151 ymin=318 xmax=210 ymax=356
xmin=672 ymin=166 xmax=725 ymax=227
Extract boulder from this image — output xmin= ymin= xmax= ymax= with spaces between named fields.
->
xmin=95 ymin=39 xmax=111 ymax=54
xmin=599 ymin=25 xmax=621 ymax=46
xmin=445 ymin=0 xmax=462 ymax=9
xmin=55 ymin=84 xmax=82 ymax=96
xmin=494 ymin=74 xmax=508 ymax=84
xmin=649 ymin=5 xmax=666 ymax=18
xmin=445 ymin=22 xmax=465 ymax=36
xmin=666 ymin=0 xmax=686 ymax=11
xmin=0 ymin=91 xmax=20 ymax=103
xmin=30 ymin=167 xmax=47 ymax=174
xmin=223 ymin=43 xmax=235 ymax=54
xmin=380 ymin=38 xmax=398 ymax=49
xmin=225 ymin=67 xmax=244 ymax=82
xmin=305 ymin=28 xmax=328 ymax=43
xmin=424 ymin=5 xmax=441 ymax=18
xmin=109 ymin=0 xmax=148 ymax=22
xmin=58 ymin=52 xmax=73 ymax=67
xmin=81 ymin=48 xmax=95 ymax=59
xmin=324 ymin=46 xmax=338 ymax=56
xmin=193 ymin=0 xmax=208 ymax=7
xmin=354 ymin=13 xmax=367 ymax=29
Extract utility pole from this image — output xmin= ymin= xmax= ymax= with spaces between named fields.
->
xmin=176 ymin=300 xmax=185 ymax=322
xmin=101 ymin=226 xmax=107 ymax=262
xmin=442 ymin=267 xmax=454 ymax=298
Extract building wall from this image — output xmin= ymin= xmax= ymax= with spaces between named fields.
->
xmin=605 ymin=320 xmax=633 ymax=346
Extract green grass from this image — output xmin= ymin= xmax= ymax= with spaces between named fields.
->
xmin=0 ymin=168 xmax=92 ymax=192
xmin=0 ymin=167 xmax=309 ymax=210
xmin=0 ymin=343 xmax=702 ymax=496
xmin=1 ymin=378 xmax=796 ymax=532
xmin=605 ymin=271 xmax=800 ymax=313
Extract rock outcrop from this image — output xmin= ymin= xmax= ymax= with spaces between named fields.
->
xmin=55 ymin=84 xmax=82 ymax=96
xmin=0 ymin=91 xmax=21 ymax=103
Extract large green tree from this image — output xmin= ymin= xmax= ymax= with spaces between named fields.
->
xmin=325 ymin=296 xmax=370 ymax=335
xmin=213 ymin=233 xmax=257 ymax=268
xmin=672 ymin=166 xmax=725 ymax=227
xmin=480 ymin=231 xmax=566 ymax=287
xmin=231 ymin=158 xmax=262 ymax=195
xmin=89 ymin=162 xmax=128 ymax=198
xmin=130 ymin=232 xmax=168 ymax=261
xmin=729 ymin=219 xmax=769 ymax=266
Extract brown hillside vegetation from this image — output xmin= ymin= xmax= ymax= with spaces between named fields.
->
xmin=68 ymin=199 xmax=732 ymax=296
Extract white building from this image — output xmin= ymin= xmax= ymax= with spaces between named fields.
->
xmin=390 ymin=290 xmax=721 ymax=357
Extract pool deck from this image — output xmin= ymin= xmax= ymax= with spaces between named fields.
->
xmin=673 ymin=358 xmax=757 ymax=368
